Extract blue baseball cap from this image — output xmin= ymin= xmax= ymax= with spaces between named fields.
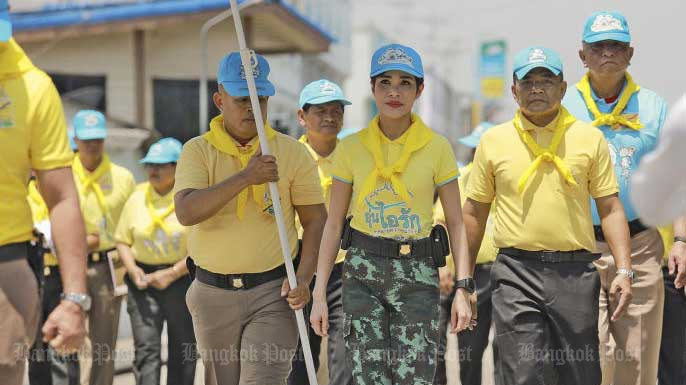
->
xmin=458 ymin=122 xmax=495 ymax=148
xmin=299 ymin=79 xmax=351 ymax=109
xmin=218 ymin=51 xmax=275 ymax=97
xmin=513 ymin=46 xmax=563 ymax=80
xmin=583 ymin=11 xmax=631 ymax=43
xmin=73 ymin=110 xmax=107 ymax=140
xmin=370 ymin=44 xmax=424 ymax=78
xmin=0 ymin=0 xmax=11 ymax=42
xmin=140 ymin=137 xmax=183 ymax=164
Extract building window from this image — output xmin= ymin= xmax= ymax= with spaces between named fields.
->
xmin=153 ymin=78 xmax=220 ymax=143
xmin=50 ymin=73 xmax=107 ymax=113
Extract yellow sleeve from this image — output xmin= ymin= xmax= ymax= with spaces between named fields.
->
xmin=290 ymin=143 xmax=325 ymax=206
xmin=114 ymin=195 xmax=135 ymax=246
xmin=434 ymin=137 xmax=459 ymax=186
xmin=173 ymin=138 xmax=210 ymax=194
xmin=29 ymin=76 xmax=73 ymax=170
xmin=331 ymin=139 xmax=353 ymax=184
xmin=465 ymin=140 xmax=495 ymax=203
xmin=589 ymin=135 xmax=620 ymax=199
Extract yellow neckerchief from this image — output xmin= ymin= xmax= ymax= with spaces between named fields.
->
xmin=28 ymin=180 xmax=49 ymax=221
xmin=576 ymin=72 xmax=643 ymax=130
xmin=357 ymin=113 xmax=434 ymax=207
xmin=144 ymin=183 xmax=175 ymax=236
xmin=73 ymin=154 xmax=112 ymax=216
xmin=0 ymin=39 xmax=35 ymax=79
xmin=298 ymin=135 xmax=335 ymax=192
xmin=203 ymin=115 xmax=276 ymax=219
xmin=514 ymin=107 xmax=579 ymax=194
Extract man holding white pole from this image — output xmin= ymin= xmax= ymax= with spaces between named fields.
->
xmin=174 ymin=51 xmax=327 ymax=385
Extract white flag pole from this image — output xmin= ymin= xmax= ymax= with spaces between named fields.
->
xmin=227 ymin=1 xmax=319 ymax=384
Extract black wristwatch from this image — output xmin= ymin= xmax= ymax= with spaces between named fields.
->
xmin=456 ymin=278 xmax=476 ymax=294
xmin=674 ymin=236 xmax=686 ymax=245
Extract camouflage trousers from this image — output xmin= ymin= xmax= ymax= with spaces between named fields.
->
xmin=342 ymin=246 xmax=440 ymax=385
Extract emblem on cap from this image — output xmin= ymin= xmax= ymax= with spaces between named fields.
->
xmin=319 ymin=81 xmax=336 ymax=95
xmin=378 ymin=48 xmax=414 ymax=68
xmin=591 ymin=14 xmax=624 ymax=32
xmin=239 ymin=52 xmax=261 ymax=80
xmin=528 ymin=48 xmax=547 ymax=63
xmin=149 ymin=144 xmax=163 ymax=156
xmin=84 ymin=114 xmax=100 ymax=127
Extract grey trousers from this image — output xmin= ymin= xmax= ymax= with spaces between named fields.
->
xmin=491 ymin=252 xmax=602 ymax=385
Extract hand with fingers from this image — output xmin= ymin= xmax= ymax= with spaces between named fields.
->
xmin=609 ymin=274 xmax=633 ymax=321
xmin=127 ymin=265 xmax=148 ymax=290
xmin=309 ymin=297 xmax=329 ymax=337
xmin=241 ymin=150 xmax=279 ymax=185
xmin=450 ymin=288 xmax=477 ymax=333
xmin=668 ymin=241 xmax=686 ymax=290
xmin=281 ymin=278 xmax=311 ymax=310
xmin=42 ymin=301 xmax=87 ymax=355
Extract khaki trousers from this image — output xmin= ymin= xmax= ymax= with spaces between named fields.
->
xmin=186 ymin=278 xmax=299 ymax=385
xmin=0 ymin=259 xmax=40 ymax=385
xmin=595 ymin=228 xmax=665 ymax=385
xmin=80 ymin=261 xmax=122 ymax=385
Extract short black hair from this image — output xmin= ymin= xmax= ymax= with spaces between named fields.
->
xmin=370 ymin=74 xmax=424 ymax=92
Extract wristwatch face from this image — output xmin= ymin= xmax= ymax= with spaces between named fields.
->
xmin=62 ymin=293 xmax=92 ymax=312
xmin=457 ymin=279 xmax=475 ymax=293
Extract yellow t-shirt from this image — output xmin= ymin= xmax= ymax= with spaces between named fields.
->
xmin=0 ymin=39 xmax=73 ymax=246
xmin=27 ymin=180 xmax=58 ymax=266
xmin=173 ymin=131 xmax=324 ymax=274
xmin=115 ymin=183 xmax=188 ymax=265
xmin=466 ymin=111 xmax=618 ymax=252
xmin=434 ymin=163 xmax=497 ymax=274
xmin=658 ymin=225 xmax=673 ymax=262
xmin=299 ymin=137 xmax=346 ymax=264
xmin=332 ymin=122 xmax=459 ymax=240
xmin=73 ymin=156 xmax=136 ymax=252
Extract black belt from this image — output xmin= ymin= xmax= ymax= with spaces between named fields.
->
xmin=499 ymin=247 xmax=600 ymax=263
xmin=136 ymin=260 xmax=173 ymax=274
xmin=196 ymin=263 xmax=289 ymax=290
xmin=89 ymin=248 xmax=115 ymax=264
xmin=0 ymin=242 xmax=29 ymax=263
xmin=350 ymin=228 xmax=433 ymax=259
xmin=594 ymin=219 xmax=648 ymax=242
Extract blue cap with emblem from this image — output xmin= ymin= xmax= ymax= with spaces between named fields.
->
xmin=299 ymin=79 xmax=351 ymax=109
xmin=0 ymin=0 xmax=11 ymax=42
xmin=583 ymin=11 xmax=631 ymax=43
xmin=218 ymin=51 xmax=275 ymax=97
xmin=370 ymin=43 xmax=424 ymax=78
xmin=73 ymin=110 xmax=107 ymax=140
xmin=140 ymin=137 xmax=183 ymax=164
xmin=512 ymin=46 xmax=563 ymax=80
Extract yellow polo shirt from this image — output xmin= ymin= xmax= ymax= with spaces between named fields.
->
xmin=332 ymin=127 xmax=459 ymax=240
xmin=27 ymin=181 xmax=58 ymax=266
xmin=299 ymin=137 xmax=346 ymax=264
xmin=434 ymin=163 xmax=497 ymax=274
xmin=73 ymin=157 xmax=136 ymax=252
xmin=0 ymin=39 xmax=73 ymax=246
xmin=466 ymin=111 xmax=618 ymax=252
xmin=173 ymin=132 xmax=324 ymax=274
xmin=115 ymin=183 xmax=187 ymax=265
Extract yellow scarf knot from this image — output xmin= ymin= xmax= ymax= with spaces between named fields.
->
xmin=203 ymin=115 xmax=276 ymax=220
xmin=514 ymin=108 xmax=579 ymax=194
xmin=576 ymin=72 xmax=643 ymax=130
xmin=73 ymin=154 xmax=112 ymax=218
xmin=357 ymin=114 xmax=434 ymax=207
xmin=298 ymin=135 xmax=336 ymax=194
xmin=144 ymin=183 xmax=175 ymax=237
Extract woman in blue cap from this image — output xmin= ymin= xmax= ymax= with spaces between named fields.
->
xmin=310 ymin=43 xmax=472 ymax=385
xmin=114 ymin=138 xmax=196 ymax=385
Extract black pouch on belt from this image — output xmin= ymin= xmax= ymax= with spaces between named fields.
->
xmin=28 ymin=231 xmax=46 ymax=291
xmin=186 ymin=256 xmax=196 ymax=280
xmin=340 ymin=216 xmax=354 ymax=250
xmin=430 ymin=224 xmax=449 ymax=267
